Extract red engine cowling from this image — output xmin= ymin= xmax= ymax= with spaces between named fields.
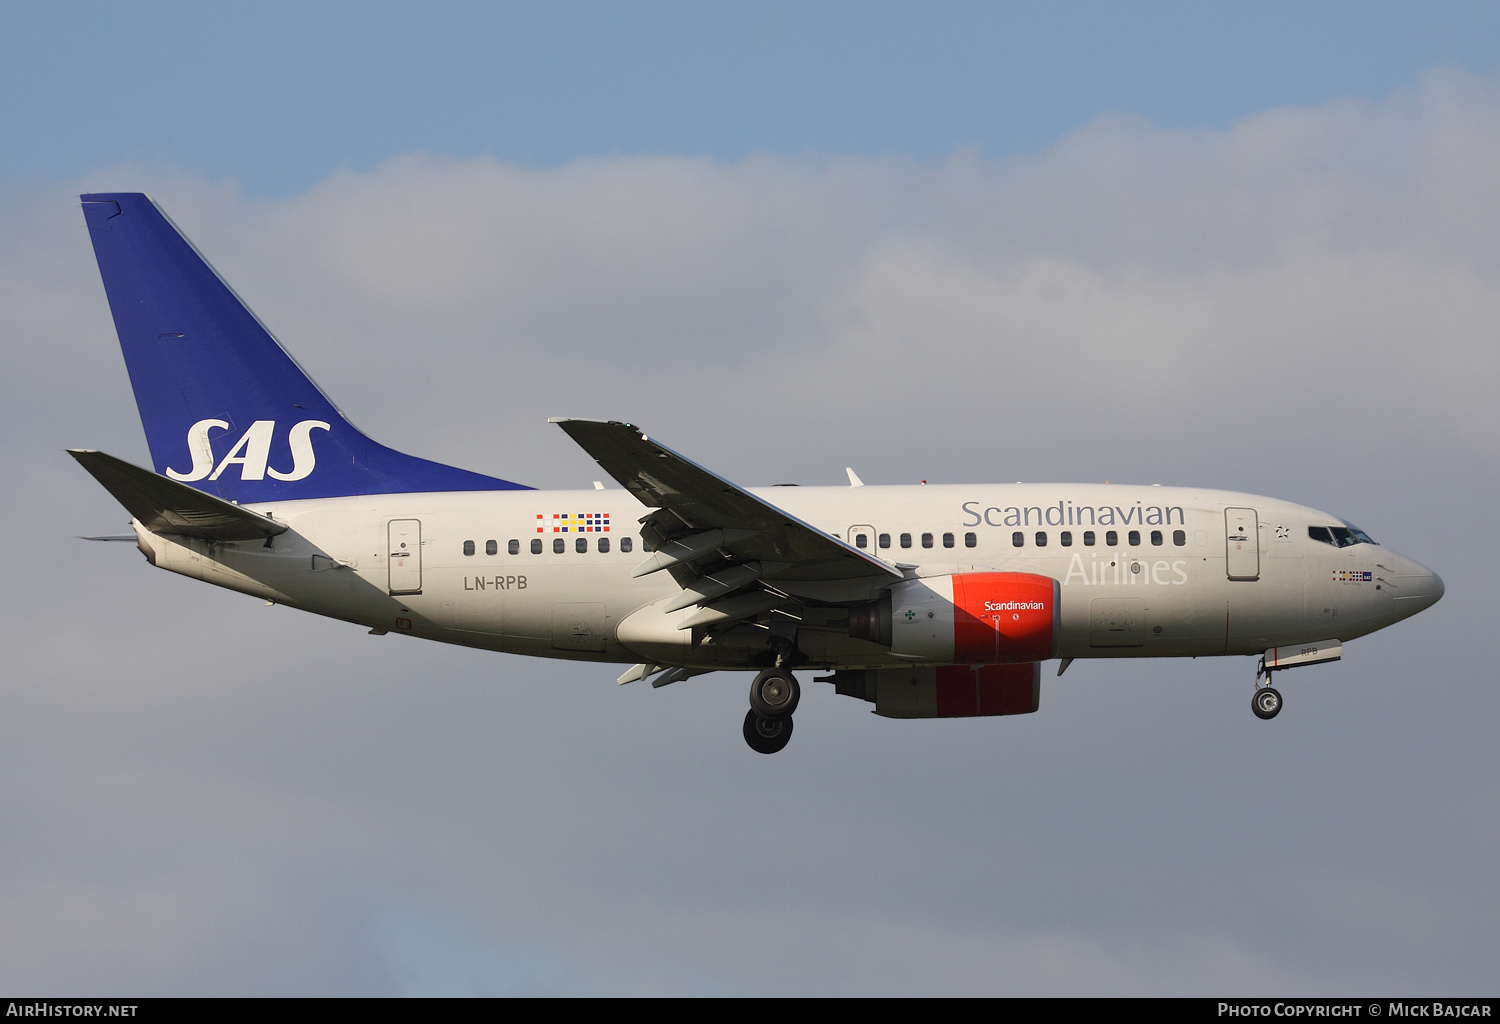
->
xmin=887 ymin=572 xmax=1059 ymax=664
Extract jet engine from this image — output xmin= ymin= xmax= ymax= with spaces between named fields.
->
xmin=851 ymin=572 xmax=1059 ymax=664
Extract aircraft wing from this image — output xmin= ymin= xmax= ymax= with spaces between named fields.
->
xmin=69 ymin=449 xmax=289 ymax=542
xmin=551 ymin=419 xmax=900 ymax=590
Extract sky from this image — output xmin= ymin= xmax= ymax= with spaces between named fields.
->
xmin=2 ymin=1 xmax=1498 ymax=996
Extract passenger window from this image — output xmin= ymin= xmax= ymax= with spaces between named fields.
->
xmin=553 ymin=538 xmax=565 ymax=554
xmin=1012 ymin=532 xmax=1024 ymax=547
xmin=485 ymin=539 xmax=498 ymax=556
xmin=531 ymin=539 xmax=542 ymax=554
xmin=1106 ymin=530 xmax=1118 ymax=546
xmin=854 ymin=532 xmax=868 ymax=549
xmin=508 ymin=539 xmax=519 ymax=555
xmin=598 ymin=537 xmax=610 ymax=553
xmin=462 ymin=540 xmax=475 ymax=556
xmin=1128 ymin=530 xmax=1141 ymax=546
xmin=1173 ymin=530 xmax=1186 ymax=546
xmin=575 ymin=537 xmax=587 ymax=553
xmin=1083 ymin=531 xmax=1095 ymax=546
xmin=1150 ymin=530 xmax=1163 ymax=546
xmin=964 ymin=532 xmax=977 ymax=548
xmin=1035 ymin=531 xmax=1047 ymax=547
xmin=921 ymin=533 xmax=933 ymax=549
xmin=899 ymin=533 xmax=912 ymax=549
xmin=1060 ymin=531 xmax=1072 ymax=547
xmin=943 ymin=532 xmax=954 ymax=548
xmin=621 ymin=537 xmax=633 ymax=553
xmin=878 ymin=534 xmax=891 ymax=548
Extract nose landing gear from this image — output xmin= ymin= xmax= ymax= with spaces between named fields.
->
xmin=744 ymin=667 xmax=801 ymax=754
xmin=1252 ymin=656 xmax=1282 ymax=720
xmin=1252 ymin=686 xmax=1283 ymax=719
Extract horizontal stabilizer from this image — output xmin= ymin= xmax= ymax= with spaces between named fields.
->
xmin=68 ymin=449 xmax=289 ymax=541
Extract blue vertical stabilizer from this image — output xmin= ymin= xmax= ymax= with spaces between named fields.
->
xmin=80 ymin=193 xmax=529 ymax=501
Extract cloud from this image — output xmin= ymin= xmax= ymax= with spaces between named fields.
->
xmin=0 ymin=68 xmax=1496 ymax=994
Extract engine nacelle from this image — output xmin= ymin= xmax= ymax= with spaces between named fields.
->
xmin=887 ymin=572 xmax=1059 ymax=664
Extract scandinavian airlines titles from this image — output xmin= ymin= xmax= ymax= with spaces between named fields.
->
xmin=962 ymin=499 xmax=1186 ymax=527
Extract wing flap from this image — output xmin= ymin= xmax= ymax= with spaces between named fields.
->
xmin=68 ymin=449 xmax=289 ymax=541
xmin=661 ymin=563 xmax=764 ymax=613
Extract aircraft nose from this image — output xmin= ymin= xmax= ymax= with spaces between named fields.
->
xmin=1390 ymin=557 xmax=1444 ymax=622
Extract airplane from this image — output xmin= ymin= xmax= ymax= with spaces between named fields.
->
xmin=70 ymin=192 xmax=1445 ymax=754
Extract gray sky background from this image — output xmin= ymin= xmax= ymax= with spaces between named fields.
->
xmin=1 ymin=3 xmax=1496 ymax=996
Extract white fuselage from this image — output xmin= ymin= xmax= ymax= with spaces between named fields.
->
xmin=128 ymin=482 xmax=1442 ymax=672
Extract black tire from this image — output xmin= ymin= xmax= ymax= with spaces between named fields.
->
xmin=743 ymin=710 xmax=794 ymax=754
xmin=749 ymin=668 xmax=800 ymax=718
xmin=1252 ymin=686 xmax=1283 ymax=720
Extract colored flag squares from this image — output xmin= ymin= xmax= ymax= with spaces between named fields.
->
xmin=538 ymin=512 xmax=611 ymax=533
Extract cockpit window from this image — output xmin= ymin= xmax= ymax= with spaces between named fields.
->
xmin=1309 ymin=525 xmax=1377 ymax=548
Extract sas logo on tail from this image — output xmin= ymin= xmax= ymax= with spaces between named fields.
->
xmin=166 ymin=418 xmax=331 ymax=482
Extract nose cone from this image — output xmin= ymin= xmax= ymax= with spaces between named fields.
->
xmin=1390 ymin=556 xmax=1444 ymax=622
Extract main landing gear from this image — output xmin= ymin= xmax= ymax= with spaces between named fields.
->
xmin=743 ymin=709 xmax=794 ymax=754
xmin=1252 ymin=656 xmax=1282 ymax=720
xmin=743 ymin=667 xmax=800 ymax=754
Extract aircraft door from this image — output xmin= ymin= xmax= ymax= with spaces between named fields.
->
xmin=388 ymin=519 xmax=422 ymax=594
xmin=848 ymin=525 xmax=876 ymax=553
xmin=1225 ymin=507 xmax=1260 ymax=581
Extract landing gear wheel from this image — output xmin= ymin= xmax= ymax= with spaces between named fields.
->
xmin=743 ymin=710 xmax=794 ymax=754
xmin=749 ymin=668 xmax=800 ymax=719
xmin=1252 ymin=686 xmax=1283 ymax=720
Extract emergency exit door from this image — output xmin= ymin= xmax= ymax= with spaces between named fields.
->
xmin=388 ymin=519 xmax=422 ymax=594
xmin=1225 ymin=507 xmax=1260 ymax=581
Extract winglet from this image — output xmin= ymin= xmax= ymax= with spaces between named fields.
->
xmin=846 ymin=467 xmax=864 ymax=487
